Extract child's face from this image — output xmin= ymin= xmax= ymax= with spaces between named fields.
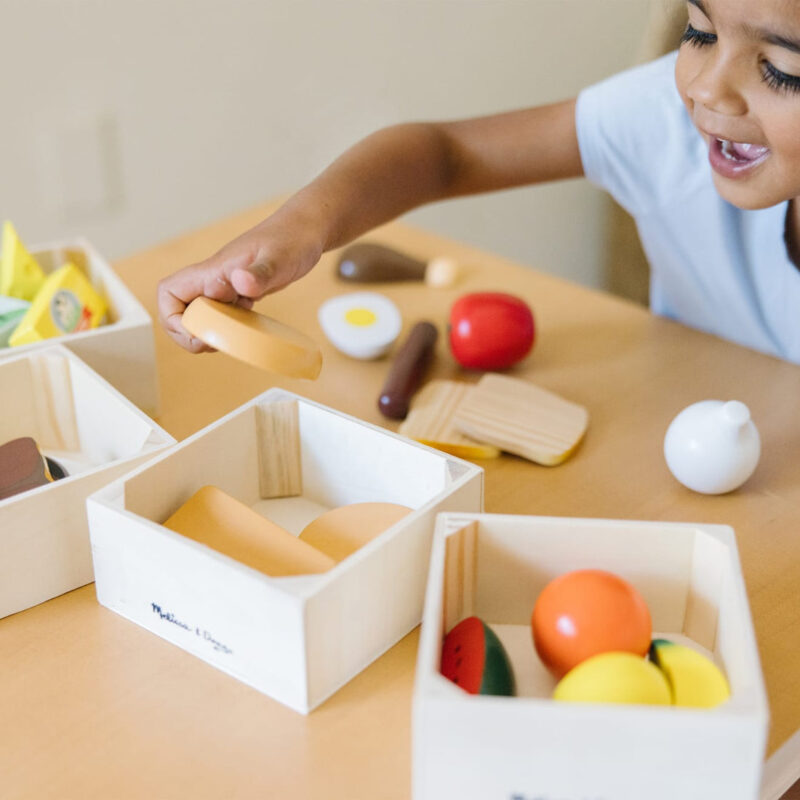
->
xmin=675 ymin=0 xmax=800 ymax=210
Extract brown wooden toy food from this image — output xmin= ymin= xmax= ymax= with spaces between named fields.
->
xmin=0 ymin=437 xmax=60 ymax=501
xmin=378 ymin=321 xmax=438 ymax=420
xmin=336 ymin=242 xmax=458 ymax=288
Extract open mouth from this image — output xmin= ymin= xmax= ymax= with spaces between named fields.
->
xmin=708 ymin=137 xmax=770 ymax=177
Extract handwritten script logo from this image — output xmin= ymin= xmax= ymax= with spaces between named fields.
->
xmin=151 ymin=603 xmax=233 ymax=655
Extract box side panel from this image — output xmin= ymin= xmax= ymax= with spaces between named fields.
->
xmin=0 ymin=448 xmax=165 ymax=619
xmin=684 ymin=530 xmax=726 ymax=651
xmin=304 ymin=474 xmax=483 ymax=709
xmin=64 ymin=322 xmax=159 ymax=416
xmin=472 ymin=517 xmax=695 ymax=629
xmin=88 ymin=502 xmax=310 ymax=713
xmin=28 ymin=349 xmax=81 ymax=451
xmin=68 ymin=356 xmax=160 ymax=461
xmin=256 ymin=399 xmax=302 ymax=499
xmin=297 ymin=402 xmax=451 ymax=508
xmin=4 ymin=240 xmax=159 ymax=415
xmin=123 ymin=406 xmax=259 ymax=524
xmin=443 ymin=521 xmax=478 ymax=633
xmin=0 ymin=357 xmax=43 ymax=443
xmin=716 ymin=543 xmax=769 ymax=715
xmin=413 ymin=697 xmax=762 ymax=800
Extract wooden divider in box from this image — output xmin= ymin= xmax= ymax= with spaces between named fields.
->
xmin=0 ymin=345 xmax=174 ymax=619
xmin=87 ymin=389 xmax=483 ymax=713
xmin=0 ymin=238 xmax=159 ymax=415
xmin=413 ymin=513 xmax=768 ymax=800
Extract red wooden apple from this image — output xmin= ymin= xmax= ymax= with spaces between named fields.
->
xmin=448 ymin=292 xmax=534 ymax=370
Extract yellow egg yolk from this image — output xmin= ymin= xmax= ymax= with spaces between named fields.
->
xmin=344 ymin=307 xmax=377 ymax=326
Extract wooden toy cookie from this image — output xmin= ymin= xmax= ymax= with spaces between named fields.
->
xmin=398 ymin=379 xmax=500 ymax=460
xmin=452 ymin=373 xmax=588 ymax=465
xmin=163 ymin=485 xmax=335 ymax=576
xmin=182 ymin=297 xmax=322 ymax=379
xmin=299 ymin=502 xmax=412 ymax=562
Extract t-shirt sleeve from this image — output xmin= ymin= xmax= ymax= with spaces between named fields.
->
xmin=575 ymin=52 xmax=694 ymax=216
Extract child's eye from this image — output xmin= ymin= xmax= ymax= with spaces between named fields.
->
xmin=680 ymin=23 xmax=717 ymax=48
xmin=762 ymin=61 xmax=800 ymax=95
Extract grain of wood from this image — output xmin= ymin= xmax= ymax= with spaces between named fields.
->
xmin=398 ymin=380 xmax=500 ymax=459
xmin=452 ymin=373 xmax=588 ymax=465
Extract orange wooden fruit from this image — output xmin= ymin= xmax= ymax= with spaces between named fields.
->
xmin=531 ymin=569 xmax=652 ymax=679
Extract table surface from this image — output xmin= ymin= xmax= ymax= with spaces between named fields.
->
xmin=2 ymin=203 xmax=799 ymax=800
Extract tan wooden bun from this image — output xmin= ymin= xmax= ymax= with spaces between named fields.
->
xmin=163 ymin=485 xmax=336 ymax=576
xmin=299 ymin=502 xmax=412 ymax=562
xmin=182 ymin=297 xmax=322 ymax=379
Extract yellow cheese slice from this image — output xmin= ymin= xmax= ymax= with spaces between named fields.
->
xmin=9 ymin=262 xmax=107 ymax=346
xmin=0 ymin=221 xmax=46 ymax=300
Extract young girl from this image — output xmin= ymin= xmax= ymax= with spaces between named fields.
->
xmin=158 ymin=0 xmax=800 ymax=364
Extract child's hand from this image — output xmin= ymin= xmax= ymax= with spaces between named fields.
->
xmin=157 ymin=217 xmax=322 ymax=352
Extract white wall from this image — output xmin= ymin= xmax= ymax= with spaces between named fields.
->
xmin=0 ymin=0 xmax=658 ymax=288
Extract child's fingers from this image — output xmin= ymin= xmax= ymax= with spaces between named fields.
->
xmin=157 ymin=262 xmax=236 ymax=351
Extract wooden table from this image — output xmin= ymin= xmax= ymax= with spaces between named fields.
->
xmin=2 ymin=203 xmax=799 ymax=799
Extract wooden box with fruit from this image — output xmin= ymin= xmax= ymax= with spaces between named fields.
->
xmin=413 ymin=512 xmax=767 ymax=800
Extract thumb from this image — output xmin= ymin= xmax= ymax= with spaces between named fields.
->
xmin=229 ymin=258 xmax=278 ymax=298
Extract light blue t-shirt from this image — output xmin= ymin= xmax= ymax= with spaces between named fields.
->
xmin=576 ymin=51 xmax=800 ymax=363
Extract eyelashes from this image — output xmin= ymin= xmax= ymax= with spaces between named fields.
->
xmin=680 ymin=23 xmax=717 ymax=48
xmin=680 ymin=22 xmax=800 ymax=95
xmin=762 ymin=62 xmax=800 ymax=95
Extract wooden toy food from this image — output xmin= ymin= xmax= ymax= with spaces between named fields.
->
xmin=663 ymin=400 xmax=760 ymax=494
xmin=9 ymin=263 xmax=107 ymax=347
xmin=0 ymin=297 xmax=30 ymax=347
xmin=299 ymin=502 xmax=412 ymax=562
xmin=318 ymin=291 xmax=402 ymax=360
xmin=440 ymin=616 xmax=515 ymax=696
xmin=532 ymin=569 xmax=652 ymax=679
xmin=0 ymin=437 xmax=60 ymax=501
xmin=649 ymin=639 xmax=731 ymax=708
xmin=182 ymin=297 xmax=322 ymax=378
xmin=452 ymin=373 xmax=588 ymax=465
xmin=449 ymin=292 xmax=534 ymax=370
xmin=378 ymin=321 xmax=438 ymax=419
xmin=0 ymin=221 xmax=45 ymax=300
xmin=553 ymin=652 xmax=671 ymax=706
xmin=336 ymin=242 xmax=459 ymax=288
xmin=163 ymin=486 xmax=336 ymax=576
xmin=397 ymin=379 xmax=500 ymax=459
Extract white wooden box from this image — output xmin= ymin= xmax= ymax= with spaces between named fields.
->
xmin=0 ymin=345 xmax=174 ymax=619
xmin=0 ymin=237 xmax=159 ymax=415
xmin=87 ymin=389 xmax=484 ymax=713
xmin=414 ymin=513 xmax=768 ymax=800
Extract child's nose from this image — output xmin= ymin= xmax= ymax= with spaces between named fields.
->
xmin=686 ymin=54 xmax=747 ymax=116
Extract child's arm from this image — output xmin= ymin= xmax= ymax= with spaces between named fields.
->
xmin=158 ymin=98 xmax=581 ymax=352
